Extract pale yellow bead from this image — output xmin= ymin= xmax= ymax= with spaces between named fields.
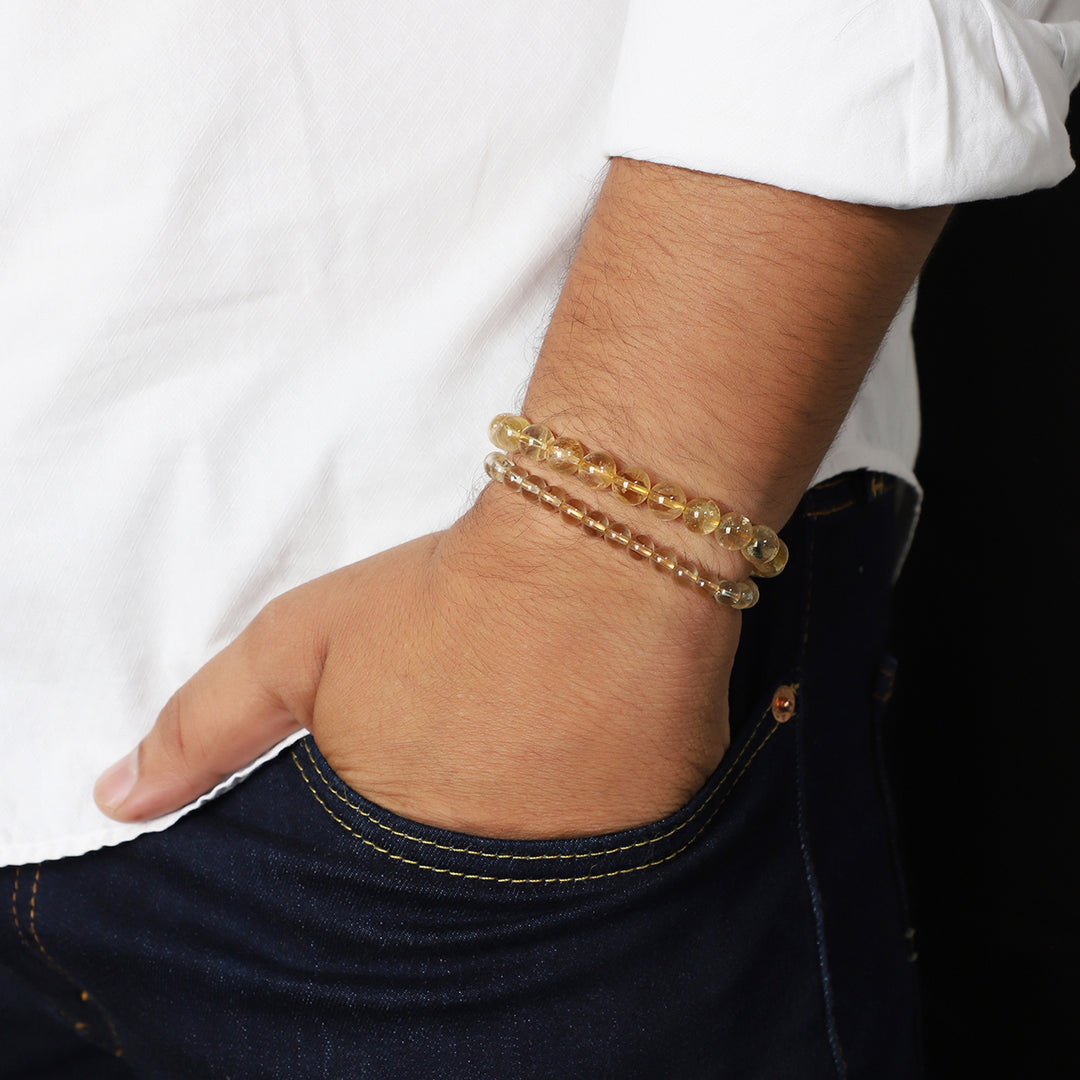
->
xmin=714 ymin=580 xmax=741 ymax=608
xmin=717 ymin=512 xmax=753 ymax=550
xmin=518 ymin=423 xmax=554 ymax=462
xmin=610 ymin=466 xmax=651 ymax=506
xmin=695 ymin=574 xmax=722 ymax=599
xmin=483 ymin=452 xmax=513 ymax=483
xmin=674 ymin=561 xmax=701 ymax=586
xmin=604 ymin=522 xmax=633 ymax=547
xmin=652 ymin=548 xmax=679 ymax=573
xmin=627 ymin=535 xmax=656 ymax=560
xmin=537 ymin=484 xmax=567 ymax=511
xmin=578 ymin=451 xmax=618 ymax=490
xmin=582 ymin=510 xmax=610 ymax=537
xmin=560 ymin=497 xmax=587 ymax=524
xmin=682 ymin=498 xmax=722 ymax=535
xmin=488 ymin=414 xmax=528 ymax=452
xmin=732 ymin=580 xmax=760 ymax=610
xmin=503 ymin=463 xmax=526 ymax=492
xmin=750 ymin=538 xmax=789 ymax=578
xmin=519 ymin=474 xmax=546 ymax=499
xmin=546 ymin=436 xmax=585 ymax=474
xmin=743 ymin=525 xmax=780 ymax=565
xmin=647 ymin=482 xmax=687 ymax=521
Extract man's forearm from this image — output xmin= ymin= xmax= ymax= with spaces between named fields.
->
xmin=523 ymin=158 xmax=950 ymax=534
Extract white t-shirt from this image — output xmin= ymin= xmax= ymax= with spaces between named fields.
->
xmin=2 ymin=0 xmax=1078 ymax=865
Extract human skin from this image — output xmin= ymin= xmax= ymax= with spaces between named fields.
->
xmin=94 ymin=158 xmax=950 ymax=838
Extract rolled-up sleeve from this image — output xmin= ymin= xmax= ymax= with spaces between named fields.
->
xmin=605 ymin=0 xmax=1080 ymax=206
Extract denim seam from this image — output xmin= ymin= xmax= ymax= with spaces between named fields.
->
xmin=294 ymin=708 xmax=773 ymax=862
xmin=794 ymin=522 xmax=849 ymax=1078
xmin=290 ymin=721 xmax=781 ymax=884
xmin=10 ymin=865 xmax=125 ymax=1058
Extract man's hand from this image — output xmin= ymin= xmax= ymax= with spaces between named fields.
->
xmin=95 ymin=493 xmax=740 ymax=838
xmin=95 ymin=159 xmax=948 ymax=837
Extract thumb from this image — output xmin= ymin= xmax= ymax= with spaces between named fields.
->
xmin=94 ymin=595 xmax=324 ymax=822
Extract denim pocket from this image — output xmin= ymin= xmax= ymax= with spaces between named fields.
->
xmin=289 ymin=696 xmax=786 ymax=891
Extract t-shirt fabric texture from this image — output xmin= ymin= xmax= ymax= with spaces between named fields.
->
xmin=2 ymin=0 xmax=1078 ymax=865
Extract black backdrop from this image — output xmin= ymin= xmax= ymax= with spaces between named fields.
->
xmin=890 ymin=88 xmax=1080 ymax=1077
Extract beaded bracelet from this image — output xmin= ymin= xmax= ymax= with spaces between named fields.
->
xmin=488 ymin=413 xmax=788 ymax=579
xmin=484 ymin=452 xmax=760 ymax=610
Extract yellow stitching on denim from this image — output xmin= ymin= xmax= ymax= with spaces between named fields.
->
xmin=11 ymin=866 xmax=29 ymax=948
xmin=806 ymin=500 xmax=856 ymax=519
xmin=24 ymin=865 xmax=125 ymax=1057
xmin=292 ymin=725 xmax=779 ymax=884
xmin=293 ymin=711 xmax=773 ymax=863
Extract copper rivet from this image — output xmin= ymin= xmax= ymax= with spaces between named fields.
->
xmin=771 ymin=685 xmax=796 ymax=723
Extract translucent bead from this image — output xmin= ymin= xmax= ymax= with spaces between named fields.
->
xmin=560 ymin=497 xmax=587 ymax=524
xmin=518 ymin=423 xmax=554 ymax=462
xmin=682 ymin=498 xmax=722 ymax=535
xmin=750 ymin=538 xmax=789 ymax=578
xmin=674 ymin=561 xmax=701 ymax=586
xmin=695 ymin=574 xmax=722 ymax=599
xmin=537 ymin=484 xmax=567 ymax=511
xmin=627 ymin=535 xmax=656 ymax=560
xmin=483 ymin=451 xmax=513 ymax=483
xmin=731 ymin=580 xmax=760 ymax=610
xmin=519 ymin=474 xmax=547 ymax=500
xmin=488 ymin=414 xmax=528 ymax=452
xmin=503 ymin=464 xmax=526 ymax=492
xmin=652 ymin=548 xmax=679 ymax=573
xmin=578 ymin=451 xmax=618 ymax=490
xmin=611 ymin=466 xmax=651 ymax=506
xmin=714 ymin=580 xmax=741 ymax=608
xmin=547 ymin=436 xmax=585 ymax=474
xmin=742 ymin=525 xmax=780 ymax=565
xmin=717 ymin=512 xmax=753 ymax=550
xmin=582 ymin=510 xmax=610 ymax=537
xmin=647 ymin=482 xmax=687 ymax=521
xmin=604 ymin=522 xmax=632 ymax=547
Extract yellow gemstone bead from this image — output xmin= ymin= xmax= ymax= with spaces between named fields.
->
xmin=647 ymin=482 xmax=687 ymax=521
xmin=604 ymin=522 xmax=633 ymax=547
xmin=547 ymin=436 xmax=585 ymax=474
xmin=518 ymin=423 xmax=554 ymax=462
xmin=582 ymin=510 xmax=610 ymax=537
xmin=750 ymin=538 xmax=789 ymax=578
xmin=743 ymin=525 xmax=780 ymax=565
xmin=611 ymin=466 xmax=651 ymax=506
xmin=520 ymin=423 xmax=557 ymax=462
xmin=538 ymin=484 xmax=567 ymax=511
xmin=488 ymin=414 xmax=528 ymax=452
xmin=503 ymin=463 xmax=526 ymax=492
xmin=732 ymin=580 xmax=760 ymax=610
xmin=717 ymin=512 xmax=753 ymax=550
xmin=578 ymin=451 xmax=618 ymax=490
xmin=560 ymin=497 xmax=587 ymax=524
xmin=696 ymin=574 xmax=722 ymax=598
xmin=627 ymin=535 xmax=656 ymax=560
xmin=483 ymin=451 xmax=513 ymax=483
xmin=714 ymin=580 xmax=741 ymax=608
xmin=683 ymin=498 xmax=722 ymax=535
xmin=519 ymin=474 xmax=546 ymax=500
xmin=674 ymin=561 xmax=701 ymax=586
xmin=652 ymin=548 xmax=679 ymax=573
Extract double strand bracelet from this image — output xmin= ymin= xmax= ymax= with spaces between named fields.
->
xmin=484 ymin=451 xmax=760 ymax=610
xmin=488 ymin=413 xmax=788 ymax=579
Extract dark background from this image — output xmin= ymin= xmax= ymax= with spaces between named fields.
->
xmin=890 ymin=88 xmax=1080 ymax=1076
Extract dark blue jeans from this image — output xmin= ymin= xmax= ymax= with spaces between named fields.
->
xmin=0 ymin=472 xmax=919 ymax=1079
